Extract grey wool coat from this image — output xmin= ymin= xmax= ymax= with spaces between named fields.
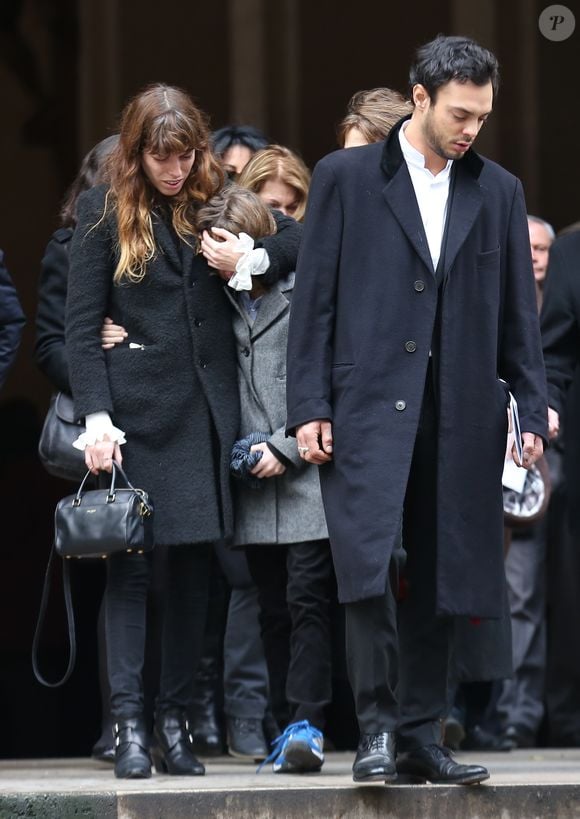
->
xmin=286 ymin=118 xmax=548 ymax=614
xmin=66 ymin=185 xmax=240 ymax=547
xmin=226 ymin=274 xmax=328 ymax=546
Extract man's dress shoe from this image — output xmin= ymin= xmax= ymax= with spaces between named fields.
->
xmin=352 ymin=732 xmax=397 ymax=782
xmin=396 ymin=744 xmax=489 ymax=785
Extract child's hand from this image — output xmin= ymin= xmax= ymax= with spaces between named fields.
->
xmin=249 ymin=443 xmax=286 ymax=478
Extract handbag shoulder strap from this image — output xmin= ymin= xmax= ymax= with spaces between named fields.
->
xmin=31 ymin=545 xmax=77 ymax=688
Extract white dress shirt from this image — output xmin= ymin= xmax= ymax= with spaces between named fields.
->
xmin=398 ymin=122 xmax=453 ymax=271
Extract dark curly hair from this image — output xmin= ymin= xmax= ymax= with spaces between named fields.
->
xmin=409 ymin=35 xmax=500 ymax=104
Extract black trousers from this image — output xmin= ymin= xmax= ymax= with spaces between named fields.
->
xmin=245 ymin=539 xmax=334 ymax=731
xmin=344 ymin=371 xmax=453 ymax=748
xmin=105 ymin=543 xmax=212 ymax=720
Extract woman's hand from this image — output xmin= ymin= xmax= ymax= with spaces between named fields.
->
xmin=249 ymin=443 xmax=286 ymax=478
xmin=101 ymin=316 xmax=128 ymax=350
xmin=200 ymin=228 xmax=245 ymax=271
xmin=84 ymin=434 xmax=123 ymax=475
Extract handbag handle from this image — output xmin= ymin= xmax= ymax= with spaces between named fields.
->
xmin=73 ymin=461 xmax=152 ymax=514
xmin=31 ymin=545 xmax=76 ymax=688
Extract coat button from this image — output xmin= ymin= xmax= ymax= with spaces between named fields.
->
xmin=194 ymin=318 xmax=203 ymax=327
xmin=404 ymin=340 xmax=417 ymax=353
xmin=242 ymin=347 xmax=250 ymax=357
xmin=198 ymin=359 xmax=207 ymax=369
xmin=414 ymin=280 xmax=425 ymax=292
xmin=395 ymin=400 xmax=406 ymax=411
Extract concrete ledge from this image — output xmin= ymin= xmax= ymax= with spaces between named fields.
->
xmin=3 ymin=784 xmax=580 ymax=819
xmin=3 ymin=750 xmax=580 ymax=818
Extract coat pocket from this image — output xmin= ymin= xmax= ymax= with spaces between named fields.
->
xmin=476 ymin=247 xmax=500 ymax=268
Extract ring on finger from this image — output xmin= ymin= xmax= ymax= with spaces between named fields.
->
xmin=298 ymin=446 xmax=310 ymax=454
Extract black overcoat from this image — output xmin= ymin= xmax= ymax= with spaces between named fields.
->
xmin=35 ymin=227 xmax=73 ymax=393
xmin=0 ymin=249 xmax=25 ymax=391
xmin=66 ymin=185 xmax=240 ymax=547
xmin=541 ymin=231 xmax=580 ymax=533
xmin=286 ymin=120 xmax=547 ymax=616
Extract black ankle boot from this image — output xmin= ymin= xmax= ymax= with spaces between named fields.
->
xmin=153 ymin=709 xmax=205 ymax=775
xmin=188 ymin=655 xmax=224 ymax=756
xmin=113 ymin=717 xmax=152 ymax=779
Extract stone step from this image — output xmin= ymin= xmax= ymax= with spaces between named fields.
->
xmin=2 ymin=749 xmax=580 ymax=819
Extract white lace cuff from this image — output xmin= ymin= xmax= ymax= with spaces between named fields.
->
xmin=72 ymin=410 xmax=127 ymax=450
xmin=227 ymin=233 xmax=270 ymax=291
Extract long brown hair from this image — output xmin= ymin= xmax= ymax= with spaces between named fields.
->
xmin=106 ymin=84 xmax=224 ymax=283
xmin=237 ymin=145 xmax=310 ymax=223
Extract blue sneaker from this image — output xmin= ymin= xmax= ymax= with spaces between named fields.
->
xmin=257 ymin=720 xmax=324 ymax=774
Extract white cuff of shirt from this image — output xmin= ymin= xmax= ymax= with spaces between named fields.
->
xmin=227 ymin=233 xmax=270 ymax=291
xmin=72 ymin=411 xmax=127 ymax=450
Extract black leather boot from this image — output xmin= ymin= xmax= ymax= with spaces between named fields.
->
xmin=188 ymin=655 xmax=224 ymax=756
xmin=113 ymin=717 xmax=152 ymax=779
xmin=152 ymin=709 xmax=205 ymax=775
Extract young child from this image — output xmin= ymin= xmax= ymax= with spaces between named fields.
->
xmin=197 ymin=185 xmax=335 ymax=773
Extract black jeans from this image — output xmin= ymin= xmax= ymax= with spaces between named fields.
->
xmin=245 ymin=539 xmax=334 ymax=731
xmin=105 ymin=543 xmax=212 ymax=719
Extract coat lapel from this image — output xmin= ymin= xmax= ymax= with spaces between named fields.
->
xmin=152 ymin=212 xmax=182 ymax=273
xmin=223 ymin=275 xmax=293 ymax=339
xmin=380 ymin=116 xmax=433 ymax=275
xmin=382 ymin=168 xmax=434 ymax=275
xmin=250 ymin=275 xmax=293 ymax=339
xmin=440 ymin=163 xmax=484 ymax=281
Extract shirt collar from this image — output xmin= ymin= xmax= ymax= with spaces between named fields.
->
xmin=399 ymin=121 xmax=453 ymax=180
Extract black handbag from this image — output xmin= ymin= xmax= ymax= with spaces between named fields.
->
xmin=38 ymin=392 xmax=87 ymax=482
xmin=32 ymin=462 xmax=154 ymax=687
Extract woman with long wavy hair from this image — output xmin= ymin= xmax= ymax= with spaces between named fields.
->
xmin=65 ymin=84 xmax=240 ymax=779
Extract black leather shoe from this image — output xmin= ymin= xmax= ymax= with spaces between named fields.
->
xmin=352 ymin=732 xmax=397 ymax=782
xmin=152 ymin=710 xmax=205 ymax=775
xmin=462 ymin=725 xmax=514 ymax=752
xmin=113 ymin=717 xmax=152 ymax=779
xmin=396 ymin=744 xmax=489 ymax=785
xmin=227 ymin=717 xmax=268 ymax=760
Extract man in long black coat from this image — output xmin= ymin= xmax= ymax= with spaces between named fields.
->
xmin=540 ymin=227 xmax=580 ymax=743
xmin=0 ymin=250 xmax=25 ymax=391
xmin=286 ymin=36 xmax=547 ymax=785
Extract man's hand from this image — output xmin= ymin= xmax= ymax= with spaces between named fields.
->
xmin=249 ymin=443 xmax=286 ymax=478
xmin=296 ymin=420 xmax=333 ymax=464
xmin=548 ymin=406 xmax=560 ymax=440
xmin=512 ymin=432 xmax=543 ymax=469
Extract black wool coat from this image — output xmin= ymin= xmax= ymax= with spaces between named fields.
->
xmin=35 ymin=227 xmax=73 ymax=393
xmin=541 ymin=231 xmax=580 ymax=534
xmin=66 ymin=185 xmax=240 ymax=547
xmin=0 ymin=249 xmax=25 ymax=391
xmin=286 ymin=120 xmax=547 ymax=616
